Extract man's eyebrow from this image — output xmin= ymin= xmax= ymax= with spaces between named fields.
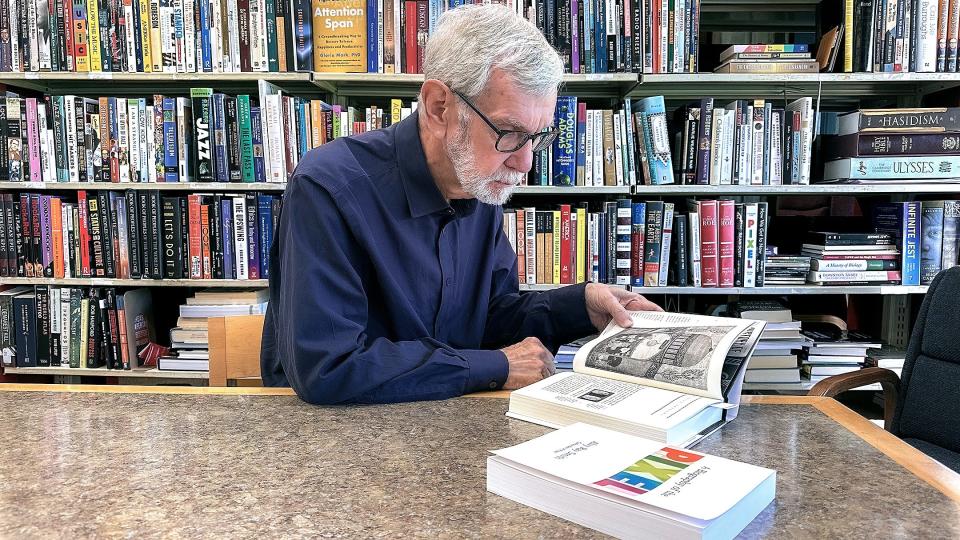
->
xmin=493 ymin=116 xmax=541 ymax=133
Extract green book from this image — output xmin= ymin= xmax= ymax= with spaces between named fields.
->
xmin=238 ymin=95 xmax=255 ymax=183
xmin=69 ymin=288 xmax=82 ymax=368
xmin=265 ymin=0 xmax=280 ymax=72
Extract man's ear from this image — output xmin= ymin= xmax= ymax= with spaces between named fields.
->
xmin=419 ymin=80 xmax=455 ymax=140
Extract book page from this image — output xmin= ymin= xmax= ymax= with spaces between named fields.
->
xmin=573 ymin=311 xmax=760 ymax=400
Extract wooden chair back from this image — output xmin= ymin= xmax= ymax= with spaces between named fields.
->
xmin=208 ymin=315 xmax=265 ymax=386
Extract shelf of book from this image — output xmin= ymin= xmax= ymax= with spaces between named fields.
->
xmin=631 ymin=285 xmax=929 ymax=295
xmin=0 ymin=278 xmax=269 ymax=288
xmin=635 ymin=73 xmax=960 ymax=99
xmin=0 ymin=72 xmax=318 ymax=94
xmin=2 ymin=366 xmax=208 ymax=379
xmin=515 ymin=186 xmax=632 ymax=195
xmin=311 ymin=73 xmax=640 ymax=97
xmin=0 ymin=182 xmax=287 ymax=192
xmin=629 ymin=184 xmax=960 ymax=195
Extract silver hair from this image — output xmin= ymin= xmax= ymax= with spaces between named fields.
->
xmin=421 ymin=4 xmax=564 ymax=100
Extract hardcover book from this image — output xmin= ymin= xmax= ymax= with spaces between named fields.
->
xmin=507 ymin=311 xmax=765 ymax=446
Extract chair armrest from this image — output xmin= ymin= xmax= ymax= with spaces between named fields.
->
xmin=809 ymin=367 xmax=901 ymax=430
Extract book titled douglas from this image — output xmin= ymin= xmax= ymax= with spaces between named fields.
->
xmin=487 ymin=422 xmax=775 ymax=540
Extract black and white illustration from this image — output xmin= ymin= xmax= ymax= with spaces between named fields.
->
xmin=584 ymin=326 xmax=735 ymax=391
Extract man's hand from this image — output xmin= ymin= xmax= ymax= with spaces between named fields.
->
xmin=585 ymin=283 xmax=663 ymax=331
xmin=500 ymin=337 xmax=555 ymax=390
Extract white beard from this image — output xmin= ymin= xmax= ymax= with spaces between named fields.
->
xmin=446 ymin=124 xmax=525 ymax=206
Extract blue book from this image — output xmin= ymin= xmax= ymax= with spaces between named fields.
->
xmin=297 ymin=100 xmax=309 ymax=159
xmin=291 ymin=0 xmax=313 ymax=71
xmin=367 ymin=0 xmax=379 ymax=72
xmin=824 ymin=156 xmax=960 ymax=181
xmin=943 ymin=201 xmax=960 ymax=271
xmin=552 ymin=96 xmax=577 ymax=186
xmin=920 ymin=201 xmax=944 ymax=285
xmin=258 ymin=194 xmax=273 ymax=278
xmin=212 ymin=94 xmax=229 ymax=182
xmin=221 ymin=198 xmax=235 ymax=279
xmin=198 ymin=0 xmax=212 ymax=71
xmin=873 ymin=202 xmax=920 ymax=286
xmin=250 ymin=107 xmax=266 ymax=182
xmin=162 ymin=98 xmax=179 ymax=182
xmin=634 ymin=96 xmax=675 ymax=185
xmin=631 ymin=202 xmax=646 ymax=286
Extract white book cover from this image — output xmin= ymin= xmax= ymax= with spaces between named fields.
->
xmin=584 ymin=109 xmax=594 ymax=186
xmin=250 ymin=0 xmax=268 ymax=71
xmin=175 ymin=98 xmax=193 ymax=181
xmin=63 ymin=97 xmax=80 ymax=184
xmin=232 ymin=196 xmax=249 ymax=280
xmin=36 ymin=0 xmax=51 ymax=70
xmin=590 ymin=216 xmax=599 ymax=283
xmin=228 ymin=0 xmax=241 ymax=71
xmin=377 ymin=0 xmax=384 ymax=72
xmin=209 ymin=0 xmax=223 ymax=71
xmin=720 ymin=109 xmax=734 ymax=185
xmin=744 ymin=203 xmax=759 ymax=288
xmin=124 ymin=0 xmax=138 ymax=72
xmin=392 ymin=0 xmax=402 ymax=73
xmin=613 ymin=112 xmax=624 ymax=186
xmin=37 ymin=103 xmax=52 ymax=182
xmin=750 ymin=102 xmax=764 ymax=185
xmin=50 ymin=287 xmax=61 ymax=335
xmin=916 ymin=0 xmax=938 ymax=72
xmin=489 ymin=422 xmax=775 ymax=525
xmin=182 ymin=0 xmax=196 ymax=72
xmin=173 ymin=0 xmax=185 ymax=72
xmin=160 ymin=3 xmax=176 ymax=72
xmin=9 ymin=0 xmax=19 ymax=72
xmin=592 ymin=110 xmax=603 ymax=186
xmin=741 ymin=105 xmax=753 ymax=185
xmin=709 ymin=111 xmax=723 ymax=185
xmin=689 ymin=210 xmax=701 ymax=287
xmin=145 ymin=105 xmax=156 ymax=182
xmin=117 ymin=98 xmax=131 ymax=182
xmin=27 ymin=0 xmax=38 ymax=72
xmin=506 ymin=211 xmax=517 ymax=254
xmin=674 ymin=0 xmax=685 ymax=72
xmin=770 ymin=111 xmax=783 ymax=185
xmin=786 ymin=98 xmax=812 ymax=184
xmin=61 ymin=206 xmax=72 ymax=277
xmin=127 ymin=100 xmax=141 ymax=182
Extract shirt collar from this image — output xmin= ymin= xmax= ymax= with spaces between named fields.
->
xmin=395 ymin=110 xmax=479 ymax=219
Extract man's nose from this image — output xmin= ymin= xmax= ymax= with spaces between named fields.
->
xmin=504 ymin=140 xmax=535 ymax=174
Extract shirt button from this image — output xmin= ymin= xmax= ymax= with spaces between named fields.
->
xmin=445 ymin=278 xmax=453 ymax=286
xmin=488 ymin=381 xmax=498 ymax=389
xmin=446 ymin=208 xmax=454 ymax=215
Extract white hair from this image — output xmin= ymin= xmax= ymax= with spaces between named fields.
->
xmin=422 ymin=4 xmax=564 ymax=100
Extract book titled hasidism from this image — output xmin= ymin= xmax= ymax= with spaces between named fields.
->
xmin=487 ymin=422 xmax=776 ymax=539
xmin=507 ymin=311 xmax=765 ymax=446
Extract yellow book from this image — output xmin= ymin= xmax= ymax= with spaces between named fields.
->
xmin=86 ymin=0 xmax=102 ymax=72
xmin=576 ymin=207 xmax=586 ymax=283
xmin=844 ymin=0 xmax=853 ymax=72
xmin=391 ymin=99 xmax=402 ymax=124
xmin=138 ymin=0 xmax=153 ymax=72
xmin=73 ymin=17 xmax=90 ymax=72
xmin=152 ymin=0 xmax=164 ymax=71
xmin=312 ymin=0 xmax=367 ymax=72
xmin=552 ymin=210 xmax=561 ymax=285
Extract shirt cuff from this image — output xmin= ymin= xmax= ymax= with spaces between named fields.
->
xmin=461 ymin=349 xmax=510 ymax=393
xmin=545 ymin=282 xmax=596 ymax=337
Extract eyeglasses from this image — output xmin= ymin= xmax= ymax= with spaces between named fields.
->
xmin=453 ymin=90 xmax=559 ymax=153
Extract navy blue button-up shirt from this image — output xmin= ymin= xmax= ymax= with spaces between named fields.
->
xmin=260 ymin=111 xmax=596 ymax=404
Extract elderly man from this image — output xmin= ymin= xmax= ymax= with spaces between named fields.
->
xmin=260 ymin=4 xmax=660 ymax=404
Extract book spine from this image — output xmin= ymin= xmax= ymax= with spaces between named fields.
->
xmin=630 ymin=202 xmax=645 ymax=286
xmin=733 ymin=204 xmax=745 ymax=287
xmin=257 ymin=194 xmax=271 ymax=277
xmin=826 ymin=155 xmax=960 ymax=180
xmin=656 ymin=202 xmax=673 ymax=286
xmin=245 ymin=192 xmax=259 ymax=279
xmin=238 ymin=95 xmax=255 ymax=182
xmin=232 ymin=195 xmax=248 ymax=279
xmin=743 ymin=203 xmax=759 ymax=288
xmin=699 ymin=200 xmax=718 ymax=287
xmin=187 ymin=193 xmax=201 ymax=278
xmin=552 ymin=96 xmax=577 ymax=186
xmin=226 ymin=97 xmax=241 ymax=181
xmin=191 ymin=88 xmax=214 ymax=181
xmin=161 ymin=196 xmax=179 ymax=278
xmin=200 ymin=202 xmax=211 ymax=279
xmin=615 ymin=199 xmax=631 ymax=285
xmin=36 ymin=285 xmax=50 ymax=366
xmin=755 ymin=202 xmax=768 ymax=287
xmin=221 ymin=197 xmax=234 ymax=278
xmin=642 ymin=201 xmax=663 ymax=286
xmin=695 ymin=98 xmax=713 ymax=184
xmin=718 ymin=199 xmax=734 ymax=287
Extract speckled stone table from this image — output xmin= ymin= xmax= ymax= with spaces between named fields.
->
xmin=0 ymin=387 xmax=958 ymax=539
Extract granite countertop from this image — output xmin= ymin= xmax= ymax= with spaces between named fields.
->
xmin=0 ymin=392 xmax=957 ymax=539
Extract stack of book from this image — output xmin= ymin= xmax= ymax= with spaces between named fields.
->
xmin=873 ymin=201 xmax=960 ymax=286
xmin=802 ymin=232 xmax=901 ymax=286
xmin=823 ymin=107 xmax=960 ymax=183
xmin=763 ymin=252 xmax=811 ymax=286
xmin=713 ymin=44 xmax=818 ymax=74
xmin=800 ymin=330 xmax=882 ymax=386
xmin=731 ymin=300 xmax=805 ymax=387
xmin=159 ymin=288 xmax=268 ymax=371
xmin=673 ymin=97 xmax=814 ymax=185
xmin=861 ymin=347 xmax=907 ymax=392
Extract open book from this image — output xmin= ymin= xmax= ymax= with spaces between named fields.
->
xmin=507 ymin=311 xmax=765 ymax=447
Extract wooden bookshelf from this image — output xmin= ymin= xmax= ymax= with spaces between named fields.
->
xmin=2 ymin=366 xmax=208 ymax=379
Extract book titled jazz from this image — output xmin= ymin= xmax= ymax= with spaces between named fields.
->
xmin=823 ymin=156 xmax=960 ymax=180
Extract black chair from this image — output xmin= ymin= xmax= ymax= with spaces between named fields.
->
xmin=810 ymin=266 xmax=960 ymax=473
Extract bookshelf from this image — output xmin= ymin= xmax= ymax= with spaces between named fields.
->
xmin=2 ymin=366 xmax=208 ymax=379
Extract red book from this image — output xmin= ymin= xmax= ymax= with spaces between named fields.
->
xmin=699 ymin=200 xmax=719 ymax=287
xmin=187 ymin=194 xmax=202 ymax=279
xmin=718 ymin=200 xmax=735 ymax=287
xmin=77 ymin=191 xmax=92 ymax=277
xmin=404 ymin=1 xmax=418 ymax=73
xmin=200 ymin=204 xmax=212 ymax=280
xmin=515 ymin=210 xmax=526 ymax=284
xmin=560 ymin=204 xmax=572 ymax=284
xmin=416 ymin=0 xmax=429 ymax=73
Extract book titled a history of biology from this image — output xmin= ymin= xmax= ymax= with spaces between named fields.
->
xmin=487 ymin=423 xmax=776 ymax=539
xmin=508 ymin=311 xmax=766 ymax=447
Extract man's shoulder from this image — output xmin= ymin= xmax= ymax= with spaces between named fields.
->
xmin=292 ymin=129 xmax=398 ymax=197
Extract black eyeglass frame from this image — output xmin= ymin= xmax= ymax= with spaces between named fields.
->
xmin=452 ymin=90 xmax=559 ymax=154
